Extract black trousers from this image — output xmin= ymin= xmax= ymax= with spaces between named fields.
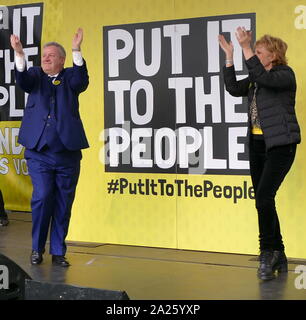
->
xmin=249 ymin=137 xmax=296 ymax=251
xmin=0 ymin=189 xmax=6 ymax=217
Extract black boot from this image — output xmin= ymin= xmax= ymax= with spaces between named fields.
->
xmin=257 ymin=250 xmax=276 ymax=281
xmin=272 ymin=250 xmax=288 ymax=273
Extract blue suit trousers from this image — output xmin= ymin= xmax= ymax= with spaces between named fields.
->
xmin=25 ymin=148 xmax=81 ymax=256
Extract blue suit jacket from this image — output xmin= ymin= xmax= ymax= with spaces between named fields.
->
xmin=16 ymin=61 xmax=89 ymax=151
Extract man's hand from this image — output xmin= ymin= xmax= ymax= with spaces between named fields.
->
xmin=72 ymin=28 xmax=83 ymax=51
xmin=10 ymin=35 xmax=24 ymax=56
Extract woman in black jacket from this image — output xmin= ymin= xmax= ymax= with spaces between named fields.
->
xmin=219 ymin=27 xmax=301 ymax=281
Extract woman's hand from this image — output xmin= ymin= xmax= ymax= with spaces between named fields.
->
xmin=235 ymin=27 xmax=252 ymax=49
xmin=235 ymin=27 xmax=254 ymax=61
xmin=218 ymin=34 xmax=234 ymax=66
xmin=218 ymin=34 xmax=234 ymax=60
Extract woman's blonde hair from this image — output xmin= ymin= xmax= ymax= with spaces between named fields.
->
xmin=255 ymin=35 xmax=288 ymax=66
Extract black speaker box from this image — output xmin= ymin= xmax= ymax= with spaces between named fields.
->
xmin=0 ymin=253 xmax=32 ymax=300
xmin=25 ymin=279 xmax=130 ymax=300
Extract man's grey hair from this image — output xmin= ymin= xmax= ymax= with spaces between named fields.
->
xmin=43 ymin=42 xmax=66 ymax=57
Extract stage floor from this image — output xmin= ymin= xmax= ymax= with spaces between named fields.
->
xmin=1 ymin=212 xmax=306 ymax=300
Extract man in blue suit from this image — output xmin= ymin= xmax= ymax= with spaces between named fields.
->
xmin=10 ymin=28 xmax=89 ymax=267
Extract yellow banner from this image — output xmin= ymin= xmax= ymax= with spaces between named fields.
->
xmin=0 ymin=122 xmax=31 ymax=211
